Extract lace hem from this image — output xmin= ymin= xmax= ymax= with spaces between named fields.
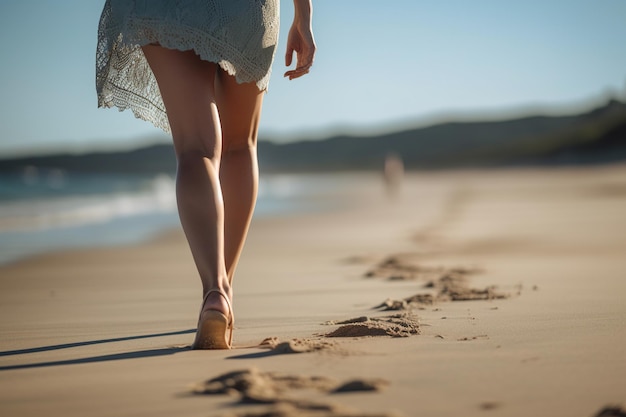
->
xmin=96 ymin=1 xmax=279 ymax=133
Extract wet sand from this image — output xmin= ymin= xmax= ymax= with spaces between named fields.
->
xmin=1 ymin=165 xmax=625 ymax=416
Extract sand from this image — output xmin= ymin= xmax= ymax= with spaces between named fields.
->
xmin=1 ymin=165 xmax=626 ymax=416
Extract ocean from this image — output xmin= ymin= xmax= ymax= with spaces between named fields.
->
xmin=0 ymin=169 xmax=348 ymax=265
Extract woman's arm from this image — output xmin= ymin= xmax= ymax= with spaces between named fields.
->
xmin=284 ymin=0 xmax=316 ymax=80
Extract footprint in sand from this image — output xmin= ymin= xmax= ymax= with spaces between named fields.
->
xmin=372 ymin=269 xmax=510 ymax=312
xmin=364 ymin=254 xmax=482 ymax=282
xmin=592 ymin=406 xmax=626 ymax=417
xmin=363 ymin=255 xmax=440 ymax=281
xmin=192 ymin=367 xmax=397 ymax=417
xmin=257 ymin=337 xmax=339 ymax=354
xmin=433 ymin=272 xmax=510 ymax=302
xmin=324 ymin=313 xmax=420 ymax=338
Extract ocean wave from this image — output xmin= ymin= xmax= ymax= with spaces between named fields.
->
xmin=0 ymin=174 xmax=176 ymax=233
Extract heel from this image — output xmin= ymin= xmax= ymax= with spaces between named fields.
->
xmin=192 ymin=310 xmax=231 ymax=349
xmin=192 ymin=289 xmax=234 ymax=350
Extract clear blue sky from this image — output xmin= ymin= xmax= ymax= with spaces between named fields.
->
xmin=0 ymin=0 xmax=624 ymax=157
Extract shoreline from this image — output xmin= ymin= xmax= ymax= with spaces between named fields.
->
xmin=1 ymin=165 xmax=625 ymax=416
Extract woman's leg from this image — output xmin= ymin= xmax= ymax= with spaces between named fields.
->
xmin=141 ymin=45 xmax=230 ymax=316
xmin=215 ymin=69 xmax=265 ymax=283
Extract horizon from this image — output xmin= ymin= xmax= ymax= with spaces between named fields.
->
xmin=0 ymin=1 xmax=625 ymax=158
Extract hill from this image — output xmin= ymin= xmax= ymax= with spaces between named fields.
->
xmin=258 ymin=99 xmax=626 ymax=171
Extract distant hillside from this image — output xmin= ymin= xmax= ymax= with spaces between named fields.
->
xmin=258 ymin=99 xmax=626 ymax=171
xmin=0 ymin=143 xmax=178 ymax=175
xmin=1 ymin=99 xmax=625 ymax=174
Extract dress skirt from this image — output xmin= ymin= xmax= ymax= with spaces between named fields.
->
xmin=96 ymin=0 xmax=280 ymax=132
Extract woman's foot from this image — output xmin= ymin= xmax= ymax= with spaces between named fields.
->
xmin=192 ymin=289 xmax=234 ymax=349
xmin=200 ymin=289 xmax=231 ymax=318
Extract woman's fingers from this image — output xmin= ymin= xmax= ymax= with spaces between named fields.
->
xmin=284 ymin=59 xmax=312 ymax=79
xmin=284 ymin=65 xmax=310 ymax=80
xmin=284 ymin=48 xmax=314 ymax=79
xmin=285 ymin=47 xmax=294 ymax=67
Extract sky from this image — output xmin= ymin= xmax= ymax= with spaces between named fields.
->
xmin=0 ymin=0 xmax=625 ymax=157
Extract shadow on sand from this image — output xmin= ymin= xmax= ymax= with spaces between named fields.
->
xmin=0 ymin=329 xmax=195 ymax=371
xmin=226 ymin=350 xmax=282 ymax=360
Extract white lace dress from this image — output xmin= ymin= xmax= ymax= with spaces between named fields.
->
xmin=96 ymin=0 xmax=280 ymax=132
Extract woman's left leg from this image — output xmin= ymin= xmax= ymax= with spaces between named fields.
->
xmin=215 ymin=70 xmax=265 ymax=283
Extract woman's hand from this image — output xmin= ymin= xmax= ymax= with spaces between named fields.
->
xmin=284 ymin=0 xmax=316 ymax=80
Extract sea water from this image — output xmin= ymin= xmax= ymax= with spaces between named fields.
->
xmin=0 ymin=170 xmax=346 ymax=265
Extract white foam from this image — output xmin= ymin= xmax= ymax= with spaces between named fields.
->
xmin=0 ymin=174 xmax=176 ymax=233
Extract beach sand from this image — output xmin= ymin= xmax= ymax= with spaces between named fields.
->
xmin=1 ymin=166 xmax=625 ymax=417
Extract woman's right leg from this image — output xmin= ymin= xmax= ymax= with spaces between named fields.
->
xmin=141 ymin=45 xmax=231 ymax=318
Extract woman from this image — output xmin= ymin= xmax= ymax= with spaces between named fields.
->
xmin=96 ymin=0 xmax=316 ymax=349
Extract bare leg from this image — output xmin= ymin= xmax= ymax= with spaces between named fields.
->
xmin=215 ymin=69 xmax=265 ymax=282
xmin=141 ymin=46 xmax=230 ymax=317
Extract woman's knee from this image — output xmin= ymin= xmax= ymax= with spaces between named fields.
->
xmin=172 ymin=127 xmax=222 ymax=160
xmin=176 ymin=149 xmax=221 ymax=179
xmin=222 ymin=134 xmax=257 ymax=154
xmin=174 ymin=139 xmax=223 ymax=169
